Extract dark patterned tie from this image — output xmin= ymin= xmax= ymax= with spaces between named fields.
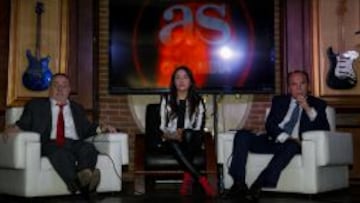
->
xmin=283 ymin=103 xmax=300 ymax=135
xmin=56 ymin=104 xmax=65 ymax=147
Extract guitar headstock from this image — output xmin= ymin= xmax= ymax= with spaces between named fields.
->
xmin=35 ymin=1 xmax=44 ymax=15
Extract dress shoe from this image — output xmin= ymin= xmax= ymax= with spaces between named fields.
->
xmin=246 ymin=184 xmax=261 ymax=202
xmin=221 ymin=183 xmax=248 ymax=199
xmin=89 ymin=168 xmax=101 ymax=192
xmin=67 ymin=181 xmax=79 ymax=194
xmin=77 ymin=168 xmax=92 ymax=188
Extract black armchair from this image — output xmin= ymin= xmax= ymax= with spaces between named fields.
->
xmin=134 ymin=103 xmax=218 ymax=194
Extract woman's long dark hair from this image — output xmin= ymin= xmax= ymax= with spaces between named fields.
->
xmin=168 ymin=66 xmax=201 ymax=119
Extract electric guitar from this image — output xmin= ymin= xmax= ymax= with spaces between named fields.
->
xmin=326 ymin=47 xmax=358 ymax=89
xmin=22 ymin=1 xmax=52 ymax=91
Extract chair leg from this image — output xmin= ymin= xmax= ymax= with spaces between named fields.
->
xmin=207 ymin=173 xmax=218 ymax=195
xmin=134 ymin=174 xmax=145 ymax=195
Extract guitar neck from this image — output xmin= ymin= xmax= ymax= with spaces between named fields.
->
xmin=35 ymin=4 xmax=43 ymax=59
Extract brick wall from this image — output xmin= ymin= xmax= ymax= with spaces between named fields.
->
xmin=98 ymin=0 xmax=139 ymax=180
xmin=243 ymin=95 xmax=272 ymax=132
xmin=98 ymin=0 xmax=279 ymax=180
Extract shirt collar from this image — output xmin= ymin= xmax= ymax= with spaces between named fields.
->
xmin=50 ymin=98 xmax=69 ymax=106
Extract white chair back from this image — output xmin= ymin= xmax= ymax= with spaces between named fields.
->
xmin=5 ymin=107 xmax=24 ymax=126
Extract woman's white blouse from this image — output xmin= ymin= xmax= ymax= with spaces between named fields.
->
xmin=159 ymin=96 xmax=205 ymax=134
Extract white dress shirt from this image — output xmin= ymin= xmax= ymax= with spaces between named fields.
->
xmin=50 ymin=99 xmax=79 ymax=140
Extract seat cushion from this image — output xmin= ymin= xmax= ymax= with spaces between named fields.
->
xmin=247 ymin=153 xmax=303 ymax=169
xmin=41 ymin=157 xmax=53 ymax=171
xmin=145 ymin=150 xmax=205 ymax=170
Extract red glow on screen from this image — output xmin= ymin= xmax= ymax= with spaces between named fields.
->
xmin=157 ymin=28 xmax=209 ymax=87
xmin=156 ymin=3 xmax=233 ymax=88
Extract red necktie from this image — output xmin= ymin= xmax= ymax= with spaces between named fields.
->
xmin=56 ymin=104 xmax=65 ymax=147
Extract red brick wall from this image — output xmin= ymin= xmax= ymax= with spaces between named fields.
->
xmin=98 ymin=0 xmax=140 ymax=180
xmin=243 ymin=95 xmax=272 ymax=132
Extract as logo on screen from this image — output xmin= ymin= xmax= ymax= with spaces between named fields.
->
xmin=159 ymin=4 xmax=231 ymax=45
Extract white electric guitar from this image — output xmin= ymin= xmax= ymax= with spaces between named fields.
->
xmin=326 ymin=47 xmax=358 ymax=89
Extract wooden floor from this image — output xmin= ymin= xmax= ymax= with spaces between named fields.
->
xmin=1 ymin=182 xmax=360 ymax=203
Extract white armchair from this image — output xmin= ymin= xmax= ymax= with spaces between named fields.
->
xmin=0 ymin=107 xmax=129 ymax=197
xmin=217 ymin=106 xmax=353 ymax=194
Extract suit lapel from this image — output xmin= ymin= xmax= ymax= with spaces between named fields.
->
xmin=44 ymin=100 xmax=52 ymax=141
xmin=279 ymin=96 xmax=292 ymax=121
xmin=69 ymin=102 xmax=82 ymax=139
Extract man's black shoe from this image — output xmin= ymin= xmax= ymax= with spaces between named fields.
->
xmin=246 ymin=184 xmax=261 ymax=202
xmin=67 ymin=181 xmax=79 ymax=195
xmin=221 ymin=183 xmax=248 ymax=199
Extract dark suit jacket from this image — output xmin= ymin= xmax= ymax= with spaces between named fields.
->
xmin=265 ymin=95 xmax=330 ymax=141
xmin=16 ymin=98 xmax=98 ymax=144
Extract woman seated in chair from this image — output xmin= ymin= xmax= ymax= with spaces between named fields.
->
xmin=159 ymin=65 xmax=216 ymax=197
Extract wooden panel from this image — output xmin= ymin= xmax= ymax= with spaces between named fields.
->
xmin=285 ymin=0 xmax=307 ymax=71
xmin=5 ymin=0 xmax=94 ymax=112
xmin=6 ymin=0 xmax=69 ymax=106
xmin=0 ymin=0 xmax=10 ymax=130
xmin=282 ymin=0 xmax=313 ymax=91
xmin=312 ymin=0 xmax=360 ymax=108
xmin=67 ymin=0 xmax=95 ymax=111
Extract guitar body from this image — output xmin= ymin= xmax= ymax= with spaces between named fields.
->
xmin=326 ymin=47 xmax=357 ymax=89
xmin=22 ymin=50 xmax=52 ymax=91
xmin=22 ymin=2 xmax=52 ymax=91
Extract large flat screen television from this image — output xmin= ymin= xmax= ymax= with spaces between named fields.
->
xmin=109 ymin=0 xmax=275 ymax=94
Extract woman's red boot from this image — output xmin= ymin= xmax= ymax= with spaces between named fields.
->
xmin=198 ymin=176 xmax=216 ymax=197
xmin=179 ymin=172 xmax=193 ymax=196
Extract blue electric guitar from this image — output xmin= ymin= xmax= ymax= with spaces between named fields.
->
xmin=22 ymin=2 xmax=52 ymax=91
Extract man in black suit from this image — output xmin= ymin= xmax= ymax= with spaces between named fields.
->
xmin=3 ymin=73 xmax=117 ymax=198
xmin=224 ymin=70 xmax=330 ymax=200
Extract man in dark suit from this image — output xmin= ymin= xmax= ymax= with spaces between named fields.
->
xmin=3 ymin=73 xmax=117 ymax=198
xmin=224 ymin=70 xmax=330 ymax=201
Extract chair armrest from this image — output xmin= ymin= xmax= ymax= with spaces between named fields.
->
xmin=302 ymin=130 xmax=353 ymax=166
xmin=216 ymin=131 xmax=236 ymax=164
xmin=134 ymin=133 xmax=145 ymax=173
xmin=204 ymin=132 xmax=217 ymax=173
xmin=88 ymin=132 xmax=129 ymax=165
xmin=0 ymin=132 xmax=40 ymax=169
xmin=204 ymin=132 xmax=218 ymax=194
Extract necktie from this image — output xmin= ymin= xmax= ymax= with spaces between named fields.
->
xmin=56 ymin=104 xmax=65 ymax=147
xmin=283 ymin=103 xmax=300 ymax=135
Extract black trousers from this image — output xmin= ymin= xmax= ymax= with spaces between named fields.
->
xmin=42 ymin=139 xmax=99 ymax=187
xmin=166 ymin=129 xmax=203 ymax=179
xmin=229 ymin=130 xmax=301 ymax=188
